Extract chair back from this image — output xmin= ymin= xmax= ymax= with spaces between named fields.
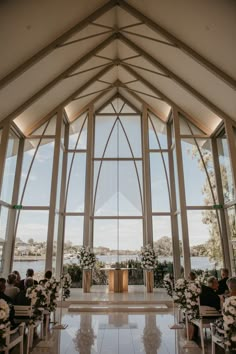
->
xmin=14 ymin=305 xmax=33 ymax=317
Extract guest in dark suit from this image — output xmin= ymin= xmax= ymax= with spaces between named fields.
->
xmin=19 ymin=269 xmax=38 ymax=290
xmin=15 ymin=277 xmax=34 ymax=306
xmin=217 ymin=268 xmax=229 ymax=295
xmin=200 ymin=276 xmax=221 ymax=311
xmin=0 ymin=278 xmax=16 ymax=327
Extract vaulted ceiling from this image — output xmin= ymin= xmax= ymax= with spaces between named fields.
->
xmin=0 ymin=0 xmax=235 ymax=136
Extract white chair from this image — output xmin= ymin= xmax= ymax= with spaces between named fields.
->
xmin=190 ymin=300 xmax=222 ymax=354
xmin=14 ymin=305 xmax=44 ymax=353
xmin=210 ymin=323 xmax=225 ymax=354
xmin=0 ymin=322 xmax=25 ymax=354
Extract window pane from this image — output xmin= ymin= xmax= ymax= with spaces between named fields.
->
xmin=13 ymin=210 xmax=49 ymax=278
xmin=179 ymin=113 xmax=206 ymax=135
xmin=152 ymin=216 xmax=173 ymax=264
xmin=19 ymin=139 xmax=54 ymax=206
xmin=148 ymin=112 xmax=167 ymax=149
xmin=63 ymin=216 xmax=84 ymax=265
xmin=150 ymin=152 xmax=170 ymax=212
xmin=93 ymin=219 xmax=143 ymax=256
xmin=182 ymin=139 xmax=218 ymax=206
xmin=94 ymin=115 xmax=141 ymax=158
xmin=217 ymin=138 xmax=235 ymax=202
xmin=68 ymin=113 xmax=88 ymax=150
xmin=66 ymin=153 xmax=86 ymax=212
xmin=187 ymin=210 xmax=222 ymax=270
xmin=30 ymin=115 xmax=57 ymax=136
xmin=93 ymin=161 xmax=143 ymax=216
xmin=1 ymin=131 xmax=19 ymax=203
xmin=227 ymin=206 xmax=236 ymax=272
xmin=0 ymin=206 xmax=9 ymax=271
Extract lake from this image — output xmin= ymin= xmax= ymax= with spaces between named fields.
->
xmin=12 ymin=255 xmax=218 ymax=277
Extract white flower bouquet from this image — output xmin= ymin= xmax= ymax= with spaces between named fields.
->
xmin=61 ymin=273 xmax=72 ymax=300
xmin=173 ymin=278 xmax=188 ymax=309
xmin=139 ymin=244 xmax=158 ymax=270
xmin=26 ymin=284 xmax=48 ymax=320
xmin=185 ymin=280 xmax=201 ymax=320
xmin=77 ymin=246 xmax=97 ymax=270
xmin=223 ymin=296 xmax=236 ymax=349
xmin=0 ymin=299 xmax=10 ymax=348
xmin=163 ymin=273 xmax=174 ymax=297
xmin=45 ymin=278 xmax=60 ymax=312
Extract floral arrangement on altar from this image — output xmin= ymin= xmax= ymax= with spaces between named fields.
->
xmin=45 ymin=278 xmax=60 ymax=312
xmin=77 ymin=246 xmax=97 ymax=270
xmin=139 ymin=244 xmax=158 ymax=270
xmin=61 ymin=273 xmax=72 ymax=300
xmin=185 ymin=280 xmax=201 ymax=321
xmin=173 ymin=278 xmax=188 ymax=309
xmin=0 ymin=299 xmax=10 ymax=348
xmin=163 ymin=273 xmax=174 ymax=297
xmin=222 ymin=296 xmax=236 ymax=349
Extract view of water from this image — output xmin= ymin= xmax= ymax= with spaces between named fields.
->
xmin=12 ymin=255 xmax=217 ymax=277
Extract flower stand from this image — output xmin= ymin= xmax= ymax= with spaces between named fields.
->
xmin=83 ymin=269 xmax=92 ymax=293
xmin=145 ymin=270 xmax=154 ymax=293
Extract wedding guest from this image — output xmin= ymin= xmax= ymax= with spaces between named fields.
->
xmin=12 ymin=270 xmax=21 ymax=288
xmin=226 ymin=277 xmax=236 ymax=297
xmin=39 ymin=270 xmax=52 ymax=286
xmin=19 ymin=268 xmax=38 ymax=290
xmin=4 ymin=273 xmax=20 ymax=300
xmin=200 ymin=276 xmax=221 ymax=311
xmin=15 ymin=277 xmax=34 ymax=306
xmin=217 ymin=268 xmax=229 ymax=295
xmin=188 ymin=271 xmax=197 ymax=281
xmin=0 ymin=278 xmax=16 ymax=326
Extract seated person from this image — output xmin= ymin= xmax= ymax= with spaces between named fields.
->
xmin=188 ymin=271 xmax=197 ymax=281
xmin=0 ymin=278 xmax=16 ymax=327
xmin=200 ymin=276 xmax=221 ymax=311
xmin=217 ymin=268 xmax=229 ymax=295
xmin=19 ymin=268 xmax=38 ymax=290
xmin=15 ymin=277 xmax=34 ymax=306
xmin=5 ymin=273 xmax=20 ymax=300
xmin=12 ymin=270 xmax=21 ymax=289
xmin=39 ymin=270 xmax=52 ymax=285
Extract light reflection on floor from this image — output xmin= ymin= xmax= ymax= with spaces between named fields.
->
xmin=33 ymin=311 xmax=210 ymax=354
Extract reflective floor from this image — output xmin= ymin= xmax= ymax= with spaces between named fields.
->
xmin=30 ymin=310 xmax=224 ymax=354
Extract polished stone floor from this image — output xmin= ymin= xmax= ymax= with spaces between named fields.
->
xmin=30 ymin=310 xmax=225 ymax=354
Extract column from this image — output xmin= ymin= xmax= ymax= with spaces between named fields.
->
xmin=172 ymin=107 xmax=191 ymax=277
xmin=141 ymin=105 xmax=153 ymax=245
xmin=45 ymin=109 xmax=63 ymax=271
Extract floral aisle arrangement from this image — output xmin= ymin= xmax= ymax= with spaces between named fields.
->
xmin=0 ymin=299 xmax=10 ymax=348
xmin=26 ymin=284 xmax=48 ymax=319
xmin=173 ymin=278 xmax=188 ymax=310
xmin=61 ymin=273 xmax=72 ymax=300
xmin=77 ymin=246 xmax=97 ymax=270
xmin=45 ymin=278 xmax=60 ymax=312
xmin=139 ymin=244 xmax=158 ymax=270
xmin=163 ymin=273 xmax=174 ymax=297
xmin=222 ymin=296 xmax=236 ymax=350
xmin=185 ymin=280 xmax=201 ymax=321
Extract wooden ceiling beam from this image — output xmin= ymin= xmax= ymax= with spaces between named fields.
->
xmin=119 ymin=34 xmax=233 ymax=123
xmin=118 ymin=0 xmax=236 ymax=90
xmin=0 ymin=0 xmax=117 ymax=90
xmin=0 ymin=35 xmax=116 ymax=127
xmin=121 ymin=64 xmax=212 ymax=135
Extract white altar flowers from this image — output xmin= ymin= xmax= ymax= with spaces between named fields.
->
xmin=139 ymin=244 xmax=158 ymax=269
xmin=77 ymin=246 xmax=97 ymax=270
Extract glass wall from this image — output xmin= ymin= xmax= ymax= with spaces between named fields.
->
xmin=92 ymin=98 xmax=143 ymax=264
